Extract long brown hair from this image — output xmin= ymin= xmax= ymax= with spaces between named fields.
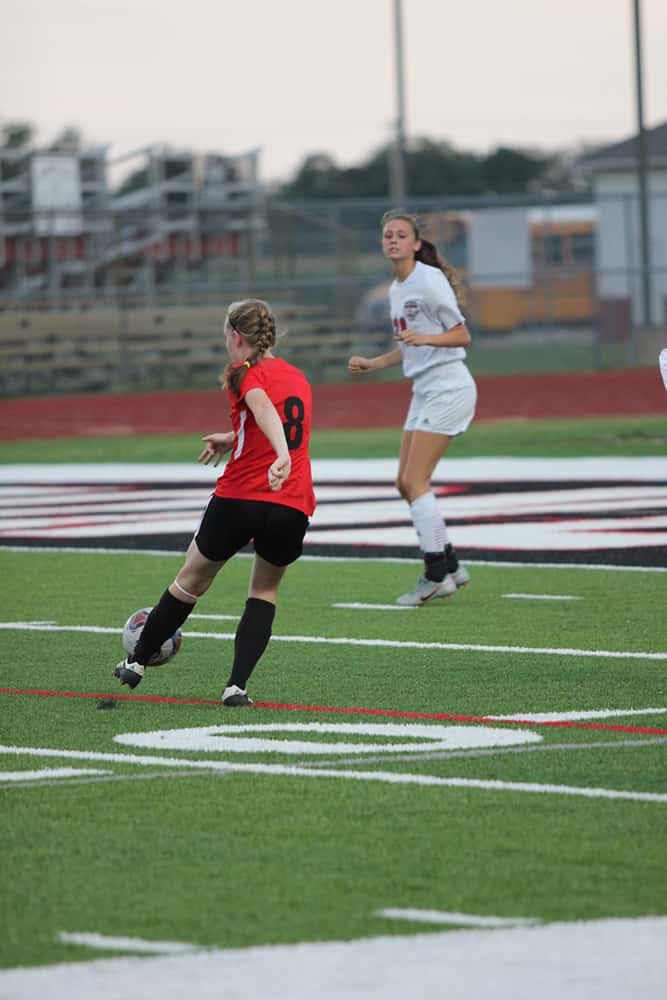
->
xmin=222 ymin=298 xmax=278 ymax=397
xmin=381 ymin=209 xmax=466 ymax=308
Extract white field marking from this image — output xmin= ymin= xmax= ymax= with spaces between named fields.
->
xmin=333 ymin=602 xmax=417 ymax=611
xmin=6 ymin=740 xmax=667 ymax=788
xmin=2 ymin=544 xmax=667 ymax=573
xmin=189 ymin=614 xmax=240 ymax=621
xmin=1 ymin=745 xmax=666 ymax=803
xmin=58 ymin=932 xmax=199 ymax=955
xmin=377 ymin=909 xmax=540 ymax=928
xmin=299 ymin=737 xmax=667 ymax=770
xmin=2 ymin=918 xmax=667 ymax=1000
xmin=10 ymin=513 xmax=667 ymax=547
xmin=502 ymin=593 xmax=582 ymax=601
xmin=0 ymin=485 xmax=207 ymax=501
xmin=488 ymin=707 xmax=667 ymax=723
xmin=0 ymin=516 xmax=203 ymax=539
xmin=310 ymin=518 xmax=667 ymax=553
xmin=0 ymin=495 xmax=206 ymax=519
xmin=4 ymin=466 xmax=667 ymax=549
xmin=112 ymin=722 xmax=543 ymax=755
xmin=1 ymin=620 xmax=665 ymax=661
xmin=459 ymin=558 xmax=667 ymax=574
xmin=188 ymin=614 xmax=241 ymax=622
xmin=3 ymin=457 xmax=666 ymax=483
xmin=309 ymin=490 xmax=667 ymax=528
xmin=0 ymin=771 xmax=211 ymax=792
xmin=0 ymin=768 xmax=110 ymax=783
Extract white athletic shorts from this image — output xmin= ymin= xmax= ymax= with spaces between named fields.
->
xmin=403 ymin=361 xmax=477 ymax=436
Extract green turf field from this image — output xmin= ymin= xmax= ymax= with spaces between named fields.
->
xmin=0 ymin=414 xmax=666 ymax=463
xmin=1 ymin=419 xmax=666 ymax=981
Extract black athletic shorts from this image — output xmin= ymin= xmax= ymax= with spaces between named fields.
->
xmin=195 ymin=495 xmax=309 ymax=566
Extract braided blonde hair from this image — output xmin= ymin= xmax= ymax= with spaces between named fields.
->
xmin=222 ymin=298 xmax=278 ymax=397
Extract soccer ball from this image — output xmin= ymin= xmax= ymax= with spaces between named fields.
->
xmin=122 ymin=607 xmax=182 ymax=667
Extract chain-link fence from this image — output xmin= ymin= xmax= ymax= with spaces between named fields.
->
xmin=1 ymin=193 xmax=665 ymax=396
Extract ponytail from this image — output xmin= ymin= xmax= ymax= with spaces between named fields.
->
xmin=221 ymin=299 xmax=278 ymax=398
xmin=416 ymin=238 xmax=466 ymax=309
xmin=223 ymin=359 xmax=252 ymax=399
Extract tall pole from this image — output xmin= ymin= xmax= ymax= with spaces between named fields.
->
xmin=633 ymin=0 xmax=652 ymax=331
xmin=390 ymin=0 xmax=407 ymax=203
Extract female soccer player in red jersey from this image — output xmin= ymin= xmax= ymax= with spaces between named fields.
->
xmin=115 ymin=298 xmax=315 ymax=705
xmin=348 ymin=210 xmax=477 ymax=606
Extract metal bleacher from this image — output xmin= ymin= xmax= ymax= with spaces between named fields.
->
xmin=0 ymin=303 xmax=390 ymax=397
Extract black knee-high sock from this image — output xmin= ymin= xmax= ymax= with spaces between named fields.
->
xmin=227 ymin=597 xmax=276 ymax=691
xmin=133 ymin=589 xmax=195 ymax=665
xmin=445 ymin=543 xmax=459 ymax=573
xmin=424 ymin=551 xmax=447 ymax=582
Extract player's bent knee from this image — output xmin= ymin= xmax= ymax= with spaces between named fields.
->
xmin=171 ymin=579 xmax=200 ymax=602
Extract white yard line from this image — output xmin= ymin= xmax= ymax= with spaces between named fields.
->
xmin=0 ymin=770 xmax=209 ymax=790
xmin=333 ymin=602 xmax=417 ymax=611
xmin=376 ymin=909 xmax=539 ymax=928
xmin=58 ymin=932 xmax=199 ymax=954
xmin=1 ymin=620 xmax=665 ymax=661
xmin=2 ymin=544 xmax=667 ymax=572
xmin=189 ymin=614 xmax=240 ymax=621
xmin=0 ymin=768 xmax=110 ymax=783
xmin=1 ymin=745 xmax=665 ymax=803
xmin=490 ymin=707 xmax=667 ymax=722
xmin=502 ymin=593 xmax=582 ymax=600
xmin=298 ymin=737 xmax=667 ymax=769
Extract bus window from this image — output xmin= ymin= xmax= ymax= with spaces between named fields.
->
xmin=543 ymin=234 xmax=564 ymax=265
xmin=570 ymin=231 xmax=594 ymax=264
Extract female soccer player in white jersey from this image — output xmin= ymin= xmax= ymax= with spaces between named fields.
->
xmin=348 ymin=210 xmax=477 ymax=606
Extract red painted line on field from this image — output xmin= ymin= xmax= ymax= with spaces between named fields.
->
xmin=2 ymin=687 xmax=666 ymax=736
xmin=0 ymin=687 xmax=218 ymax=707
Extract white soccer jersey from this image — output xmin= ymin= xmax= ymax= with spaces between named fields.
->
xmin=389 ymin=260 xmax=467 ymax=379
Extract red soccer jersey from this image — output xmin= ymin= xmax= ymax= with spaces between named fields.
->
xmin=215 ymin=357 xmax=316 ymax=516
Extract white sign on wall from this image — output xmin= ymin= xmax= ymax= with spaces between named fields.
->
xmin=31 ymin=155 xmax=83 ymax=235
xmin=467 ymin=208 xmax=531 ymax=289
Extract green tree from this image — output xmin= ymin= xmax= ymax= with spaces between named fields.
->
xmin=481 ymin=146 xmax=552 ymax=194
xmin=2 ymin=121 xmax=33 ymax=149
xmin=406 ymin=138 xmax=484 ymax=196
xmin=279 ymin=138 xmax=560 ymax=199
xmin=49 ymin=126 xmax=83 ymax=153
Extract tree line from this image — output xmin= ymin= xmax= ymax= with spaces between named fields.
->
xmin=2 ymin=121 xmax=594 ymax=198
xmin=278 ymin=138 xmax=592 ymax=199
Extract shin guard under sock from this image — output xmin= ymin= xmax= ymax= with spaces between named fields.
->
xmin=424 ymin=551 xmax=447 ymax=582
xmin=133 ymin=589 xmax=195 ymax=665
xmin=227 ymin=597 xmax=276 ymax=691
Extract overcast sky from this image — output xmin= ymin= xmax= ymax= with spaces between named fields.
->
xmin=2 ymin=0 xmax=667 ymax=183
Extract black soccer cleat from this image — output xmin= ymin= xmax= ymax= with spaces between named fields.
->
xmin=221 ymin=684 xmax=254 ymax=707
xmin=114 ymin=659 xmax=145 ymax=689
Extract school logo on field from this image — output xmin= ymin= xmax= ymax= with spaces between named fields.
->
xmin=403 ymin=299 xmax=421 ymax=322
xmin=0 ymin=459 xmax=665 ymax=567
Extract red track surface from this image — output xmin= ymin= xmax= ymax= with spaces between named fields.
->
xmin=0 ymin=369 xmax=665 ymax=441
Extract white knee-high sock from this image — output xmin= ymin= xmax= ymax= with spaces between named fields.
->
xmin=409 ymin=492 xmax=450 ymax=553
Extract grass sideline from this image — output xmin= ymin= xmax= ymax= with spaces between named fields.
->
xmin=0 ymin=414 xmax=666 ymax=462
